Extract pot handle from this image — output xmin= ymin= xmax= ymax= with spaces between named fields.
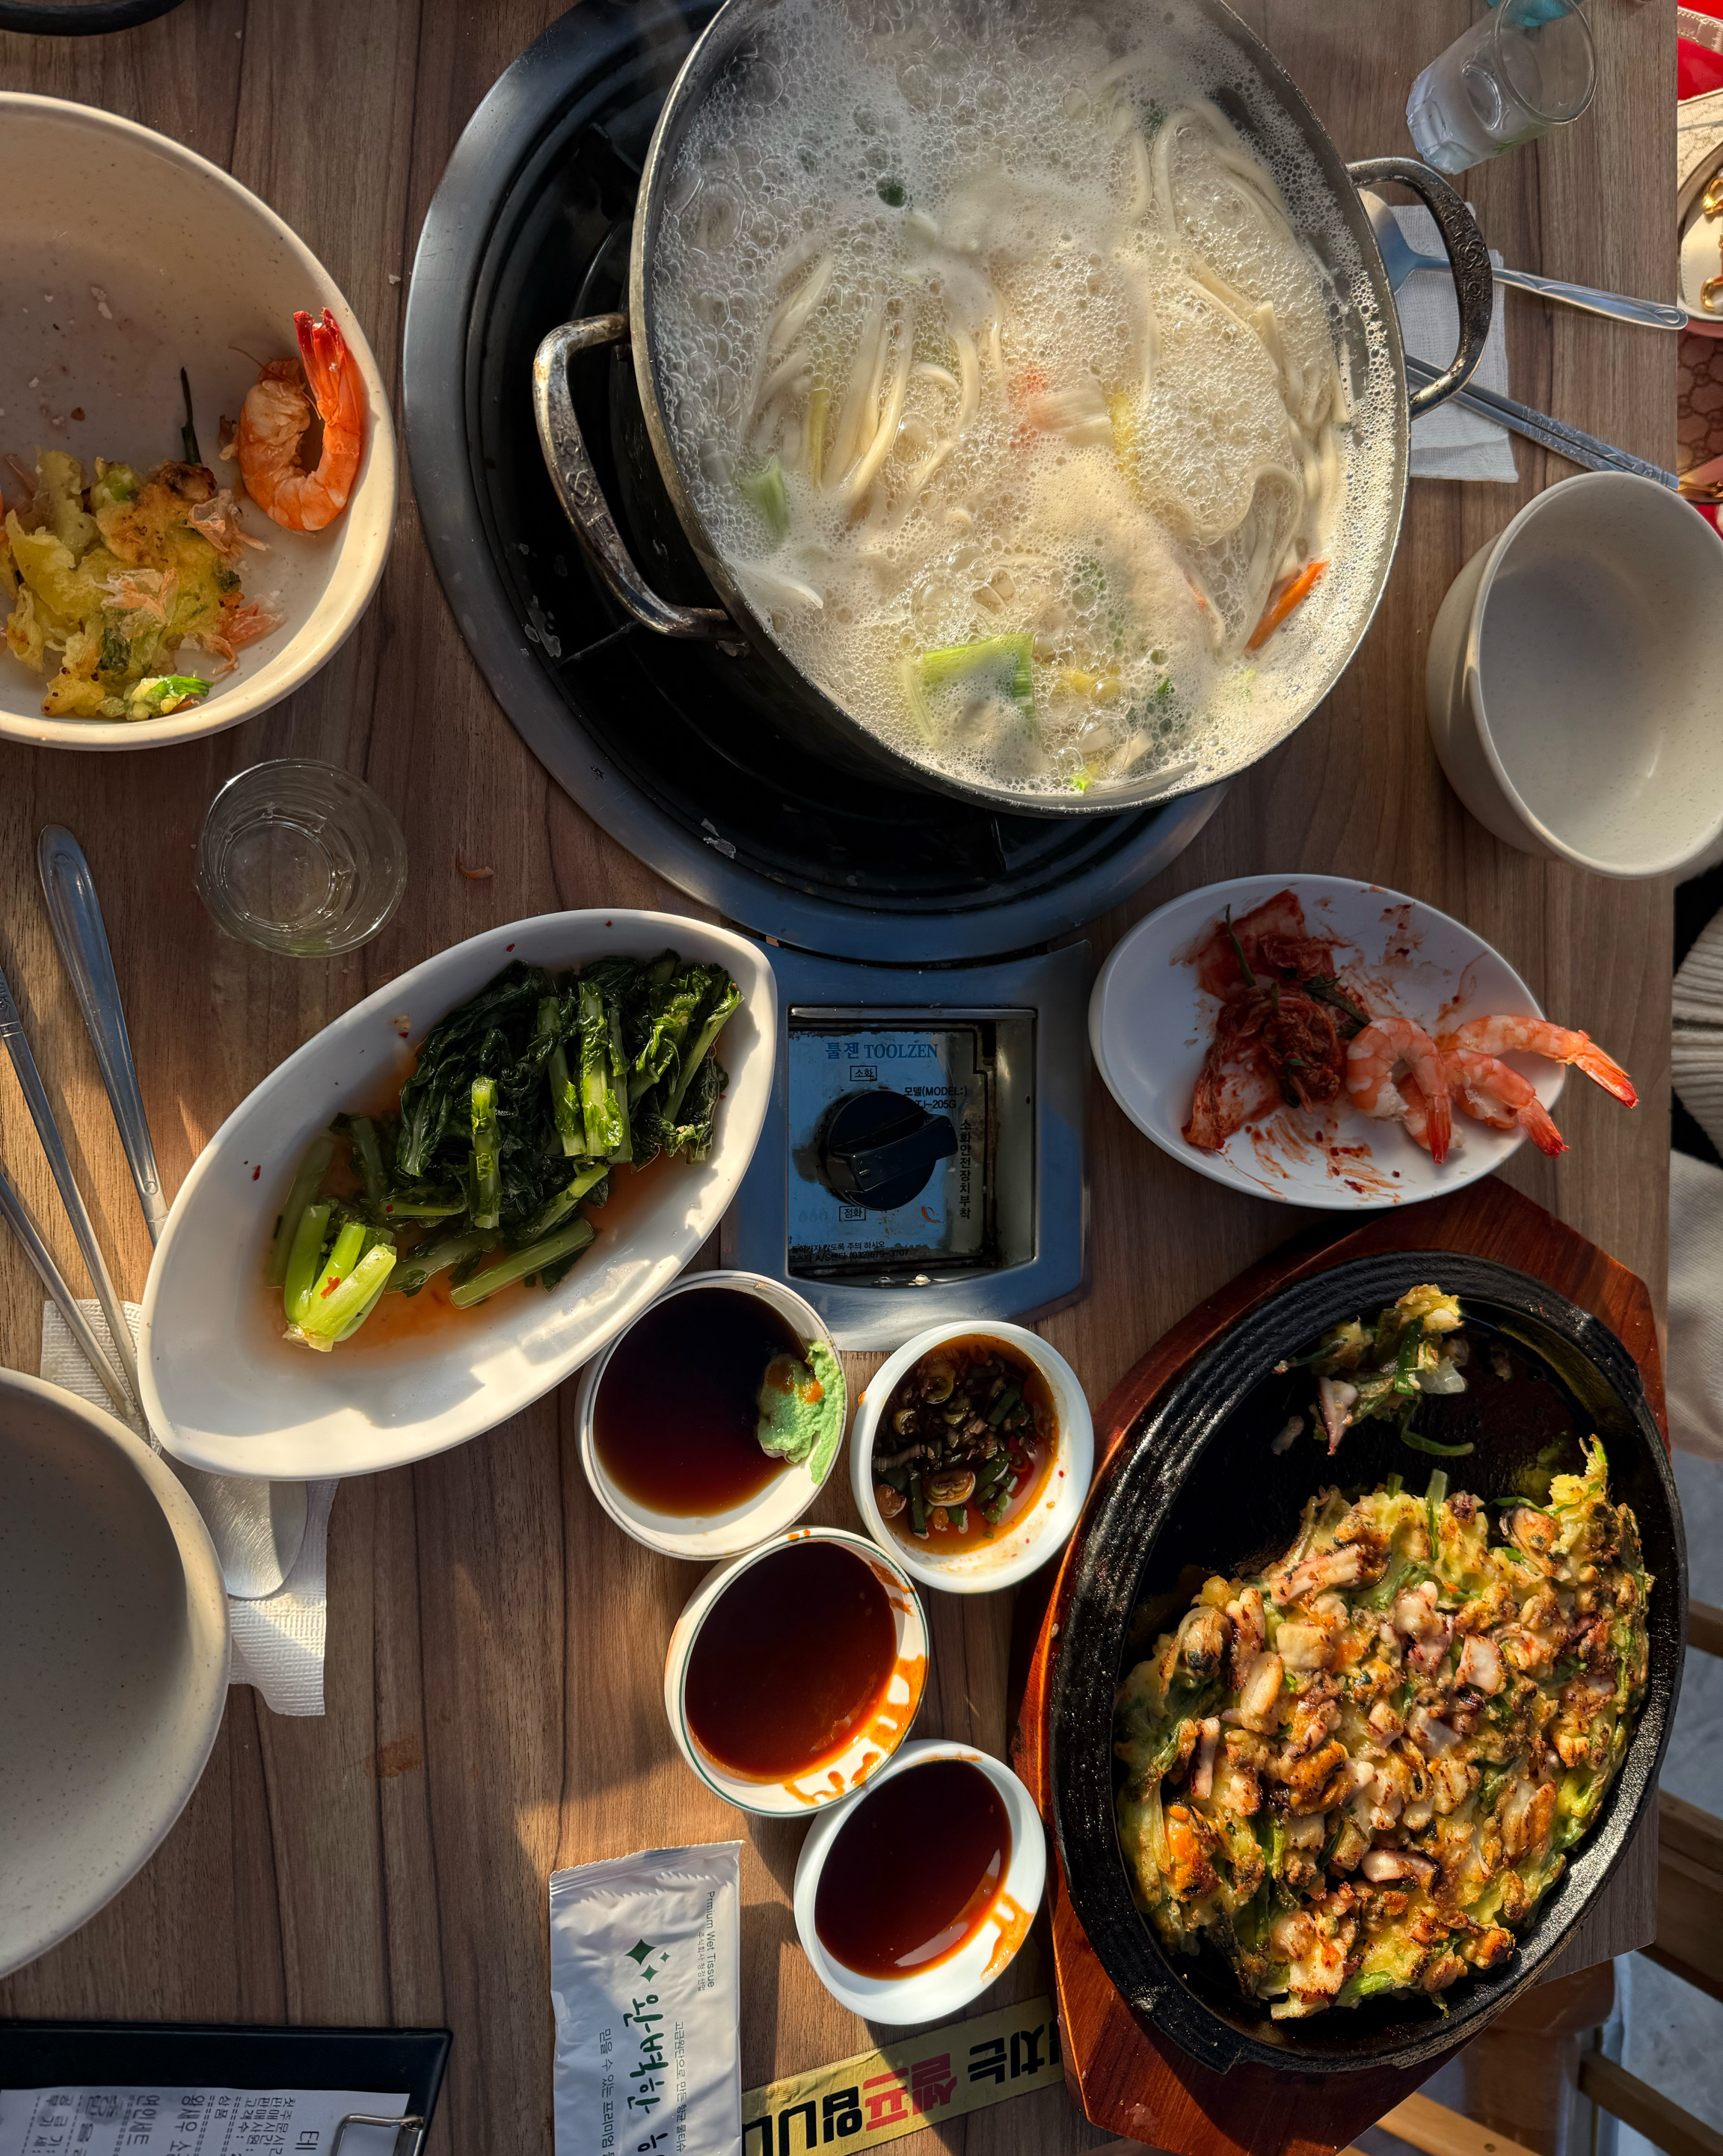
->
xmin=532 ymin=314 xmax=731 ymax=641
xmin=1347 ymin=156 xmax=1494 ymax=423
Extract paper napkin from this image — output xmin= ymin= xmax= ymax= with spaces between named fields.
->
xmin=1393 ymin=203 xmax=1518 ymax=484
xmin=39 ymin=1298 xmax=337 ymax=1716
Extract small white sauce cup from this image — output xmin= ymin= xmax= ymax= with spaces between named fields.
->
xmin=1425 ymin=470 xmax=1723 ymax=878
xmin=791 ymin=1738 xmax=1046 ymax=2026
xmin=850 ymin=1320 xmax=1093 ymax=1595
xmin=574 ymin=1270 xmax=843 ymax=1561
xmin=663 ymin=1526 xmax=929 ymax=1818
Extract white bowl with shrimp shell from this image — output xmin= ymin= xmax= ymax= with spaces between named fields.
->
xmin=791 ymin=1739 xmax=1046 ymax=2024
xmin=138 ymin=911 xmax=775 ymax=1480
xmin=0 ymin=94 xmax=395 ymax=750
xmin=1090 ymin=875 xmax=1566 ymax=1210
xmin=663 ymin=1529 xmax=929 ymax=1818
xmin=850 ymin=1321 xmax=1093 ymax=1595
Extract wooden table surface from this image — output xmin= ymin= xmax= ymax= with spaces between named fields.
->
xmin=0 ymin=4 xmax=1674 ymax=2154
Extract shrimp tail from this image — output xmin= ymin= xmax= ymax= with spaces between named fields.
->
xmin=1397 ymin=1072 xmax=1434 ymax=1155
xmin=1424 ymin=1078 xmax=1452 ymax=1167
xmin=294 ymin=308 xmax=350 ymax=425
xmin=1519 ymin=1098 xmax=1569 ymax=1156
xmin=1574 ymin=1042 xmax=1638 ymax=1108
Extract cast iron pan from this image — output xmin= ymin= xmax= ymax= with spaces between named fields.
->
xmin=1048 ymin=1252 xmax=1686 ymax=2077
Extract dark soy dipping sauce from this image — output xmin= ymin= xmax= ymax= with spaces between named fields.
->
xmin=595 ymin=1287 xmax=797 ymax=1517
xmin=684 ymin=1541 xmax=897 ymax=1780
xmin=814 ymin=1758 xmax=1012 ymax=1978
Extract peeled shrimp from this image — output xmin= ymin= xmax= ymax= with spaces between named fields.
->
xmin=1446 ymin=1048 xmax=1568 ymax=1157
xmin=236 ymin=309 xmax=364 ymax=533
xmin=1437 ymin=1016 xmax=1637 ymax=1108
xmin=1345 ymin=1016 xmax=1452 ymax=1165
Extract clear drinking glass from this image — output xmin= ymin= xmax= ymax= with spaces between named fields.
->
xmin=197 ymin=759 xmax=408 ymax=956
xmin=1406 ymin=0 xmax=1596 ymax=177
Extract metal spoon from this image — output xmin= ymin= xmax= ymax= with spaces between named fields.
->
xmin=37 ymin=826 xmax=309 ymax=1600
xmin=1363 ymin=189 xmax=1688 ymax=332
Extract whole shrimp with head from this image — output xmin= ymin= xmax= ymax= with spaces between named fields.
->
xmin=235 ymin=310 xmax=366 ymax=533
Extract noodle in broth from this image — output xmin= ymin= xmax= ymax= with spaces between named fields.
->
xmin=651 ymin=0 xmax=1385 ymax=802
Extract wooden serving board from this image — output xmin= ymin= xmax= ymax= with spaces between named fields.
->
xmin=1010 ymin=1176 xmax=1666 ymax=2156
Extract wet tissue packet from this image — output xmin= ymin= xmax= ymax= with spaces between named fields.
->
xmin=550 ymin=1843 xmax=743 ymax=2156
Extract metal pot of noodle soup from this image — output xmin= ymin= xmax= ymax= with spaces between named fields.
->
xmin=532 ymin=0 xmax=1492 ymax=818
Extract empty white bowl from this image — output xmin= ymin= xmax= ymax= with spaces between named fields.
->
xmin=0 ymin=1371 xmax=229 ymax=1979
xmin=141 ymin=911 xmax=776 ymax=1481
xmin=574 ymin=1270 xmax=845 ymax=1560
xmin=1425 ymin=471 xmax=1723 ymax=877
xmin=663 ymin=1529 xmax=928 ymax=1817
xmin=791 ymin=1738 xmax=1046 ymax=2026
xmin=0 ymin=94 xmax=395 ymax=750
xmin=850 ymin=1321 xmax=1093 ymax=1596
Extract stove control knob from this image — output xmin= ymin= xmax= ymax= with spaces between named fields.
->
xmin=820 ymin=1090 xmax=959 ymax=1212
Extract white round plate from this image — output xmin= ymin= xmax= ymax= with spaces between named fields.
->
xmin=1090 ymin=875 xmax=1562 ymax=1210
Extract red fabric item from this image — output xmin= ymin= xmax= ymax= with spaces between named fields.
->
xmin=1680 ymin=34 xmax=1723 ymax=99
xmin=1686 ymin=0 xmax=1723 ymax=21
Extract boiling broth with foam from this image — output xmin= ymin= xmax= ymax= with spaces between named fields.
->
xmin=651 ymin=0 xmax=1392 ymax=802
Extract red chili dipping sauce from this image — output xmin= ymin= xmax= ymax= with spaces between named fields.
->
xmin=814 ymin=1757 xmax=1011 ymax=1977
xmin=684 ymin=1540 xmax=898 ymax=1781
xmin=595 ymin=1286 xmax=794 ymax=1517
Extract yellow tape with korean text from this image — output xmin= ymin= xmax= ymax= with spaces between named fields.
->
xmin=742 ymin=1994 xmax=1064 ymax=2156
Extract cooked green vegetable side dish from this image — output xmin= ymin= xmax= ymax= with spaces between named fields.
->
xmin=1114 ymin=1293 xmax=1652 ymax=2024
xmin=266 ymin=953 xmax=740 ymax=1351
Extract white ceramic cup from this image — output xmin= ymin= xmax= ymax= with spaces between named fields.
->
xmin=574 ymin=1270 xmax=844 ymax=1561
xmin=1425 ymin=470 xmax=1723 ymax=878
xmin=850 ymin=1320 xmax=1093 ymax=1596
xmin=791 ymin=1738 xmax=1047 ymax=2026
xmin=663 ymin=1528 xmax=928 ymax=1818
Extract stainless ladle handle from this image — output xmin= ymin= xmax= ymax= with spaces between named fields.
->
xmin=1348 ymin=155 xmax=1495 ymax=423
xmin=38 ymin=825 xmax=170 ymax=1246
xmin=532 ymin=314 xmax=731 ymax=641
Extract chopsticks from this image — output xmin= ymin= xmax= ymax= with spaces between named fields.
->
xmin=0 ymin=1158 xmax=134 ymax=1419
xmin=1401 ymin=354 xmax=1680 ymax=489
xmin=0 ymin=958 xmax=140 ymax=1413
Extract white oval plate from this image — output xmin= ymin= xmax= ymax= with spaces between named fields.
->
xmin=1090 ymin=875 xmax=1562 ymax=1210
xmin=141 ymin=912 xmax=776 ymax=1479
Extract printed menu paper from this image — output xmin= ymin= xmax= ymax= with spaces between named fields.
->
xmin=0 ymin=2086 xmax=411 ymax=2156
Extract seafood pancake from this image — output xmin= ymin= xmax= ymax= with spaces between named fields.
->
xmin=1114 ymin=1436 xmax=1650 ymax=2019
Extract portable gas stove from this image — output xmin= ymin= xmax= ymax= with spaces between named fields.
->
xmin=402 ymin=0 xmax=1222 ymax=1339
xmin=723 ymin=943 xmax=1087 ymax=1348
